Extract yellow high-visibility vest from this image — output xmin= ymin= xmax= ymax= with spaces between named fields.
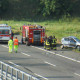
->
xmin=8 ymin=39 xmax=13 ymax=46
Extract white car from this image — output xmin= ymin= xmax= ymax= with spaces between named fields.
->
xmin=61 ymin=36 xmax=80 ymax=50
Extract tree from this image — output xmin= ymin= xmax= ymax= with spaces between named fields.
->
xmin=0 ymin=0 xmax=9 ymax=15
xmin=39 ymin=0 xmax=76 ymax=17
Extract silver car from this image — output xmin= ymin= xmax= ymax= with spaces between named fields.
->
xmin=61 ymin=36 xmax=80 ymax=50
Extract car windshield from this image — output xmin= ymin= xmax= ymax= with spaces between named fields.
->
xmin=74 ymin=38 xmax=80 ymax=42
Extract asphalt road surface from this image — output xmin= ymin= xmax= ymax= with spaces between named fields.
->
xmin=0 ymin=35 xmax=80 ymax=80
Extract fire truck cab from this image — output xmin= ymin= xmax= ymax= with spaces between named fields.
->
xmin=21 ymin=24 xmax=45 ymax=46
xmin=0 ymin=24 xmax=12 ymax=42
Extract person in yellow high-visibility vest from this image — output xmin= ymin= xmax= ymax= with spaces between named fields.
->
xmin=13 ymin=37 xmax=19 ymax=53
xmin=52 ymin=36 xmax=57 ymax=50
xmin=44 ymin=36 xmax=47 ymax=49
xmin=8 ymin=38 xmax=13 ymax=53
xmin=45 ymin=38 xmax=50 ymax=50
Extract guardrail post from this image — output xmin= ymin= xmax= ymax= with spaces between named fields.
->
xmin=6 ymin=65 xmax=8 ymax=80
xmin=1 ymin=63 xmax=3 ymax=79
xmin=28 ymin=76 xmax=31 ymax=80
xmin=16 ymin=70 xmax=18 ymax=80
xmin=11 ymin=68 xmax=13 ymax=80
xmin=22 ymin=73 xmax=24 ymax=80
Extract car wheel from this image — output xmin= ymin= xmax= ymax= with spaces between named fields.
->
xmin=77 ymin=46 xmax=80 ymax=51
xmin=61 ymin=45 xmax=64 ymax=49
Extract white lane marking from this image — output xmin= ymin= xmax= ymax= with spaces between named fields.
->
xmin=31 ymin=46 xmax=80 ymax=63
xmin=56 ymin=54 xmax=77 ymax=61
xmin=31 ymin=46 xmax=55 ymax=54
xmin=8 ymin=61 xmax=20 ymax=67
xmin=21 ymin=52 xmax=31 ymax=56
xmin=74 ymin=73 xmax=80 ymax=77
xmin=1 ymin=45 xmax=9 ymax=48
xmin=34 ymin=73 xmax=48 ymax=80
xmin=44 ymin=61 xmax=56 ymax=67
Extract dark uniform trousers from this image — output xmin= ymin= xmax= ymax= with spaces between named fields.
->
xmin=52 ymin=38 xmax=57 ymax=50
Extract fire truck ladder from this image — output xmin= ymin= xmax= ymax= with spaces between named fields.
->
xmin=0 ymin=61 xmax=40 ymax=80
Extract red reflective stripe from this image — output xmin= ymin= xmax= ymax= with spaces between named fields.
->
xmin=0 ymin=35 xmax=10 ymax=37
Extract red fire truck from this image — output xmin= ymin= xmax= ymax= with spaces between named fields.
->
xmin=21 ymin=24 xmax=45 ymax=46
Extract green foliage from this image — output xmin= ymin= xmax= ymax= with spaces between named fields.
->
xmin=0 ymin=0 xmax=80 ymax=20
xmin=0 ymin=0 xmax=40 ymax=20
xmin=0 ymin=0 xmax=9 ymax=15
xmin=39 ymin=0 xmax=77 ymax=17
xmin=40 ymin=0 xmax=56 ymax=16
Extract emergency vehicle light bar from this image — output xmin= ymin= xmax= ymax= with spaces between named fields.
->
xmin=0 ymin=24 xmax=8 ymax=27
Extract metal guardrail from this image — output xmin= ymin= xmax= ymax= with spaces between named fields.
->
xmin=0 ymin=61 xmax=40 ymax=80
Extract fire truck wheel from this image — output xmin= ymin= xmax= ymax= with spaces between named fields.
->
xmin=21 ymin=38 xmax=23 ymax=44
xmin=26 ymin=41 xmax=30 ymax=46
xmin=41 ymin=43 xmax=44 ymax=46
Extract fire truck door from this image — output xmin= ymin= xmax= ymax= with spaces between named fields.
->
xmin=33 ymin=31 xmax=41 ymax=41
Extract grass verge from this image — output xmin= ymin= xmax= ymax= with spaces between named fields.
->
xmin=0 ymin=18 xmax=80 ymax=43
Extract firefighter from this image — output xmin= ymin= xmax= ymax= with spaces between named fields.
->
xmin=8 ymin=37 xmax=13 ymax=53
xmin=48 ymin=36 xmax=53 ymax=49
xmin=52 ymin=36 xmax=57 ymax=50
xmin=45 ymin=37 xmax=50 ymax=50
xmin=44 ymin=35 xmax=47 ymax=49
xmin=13 ymin=37 xmax=19 ymax=53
